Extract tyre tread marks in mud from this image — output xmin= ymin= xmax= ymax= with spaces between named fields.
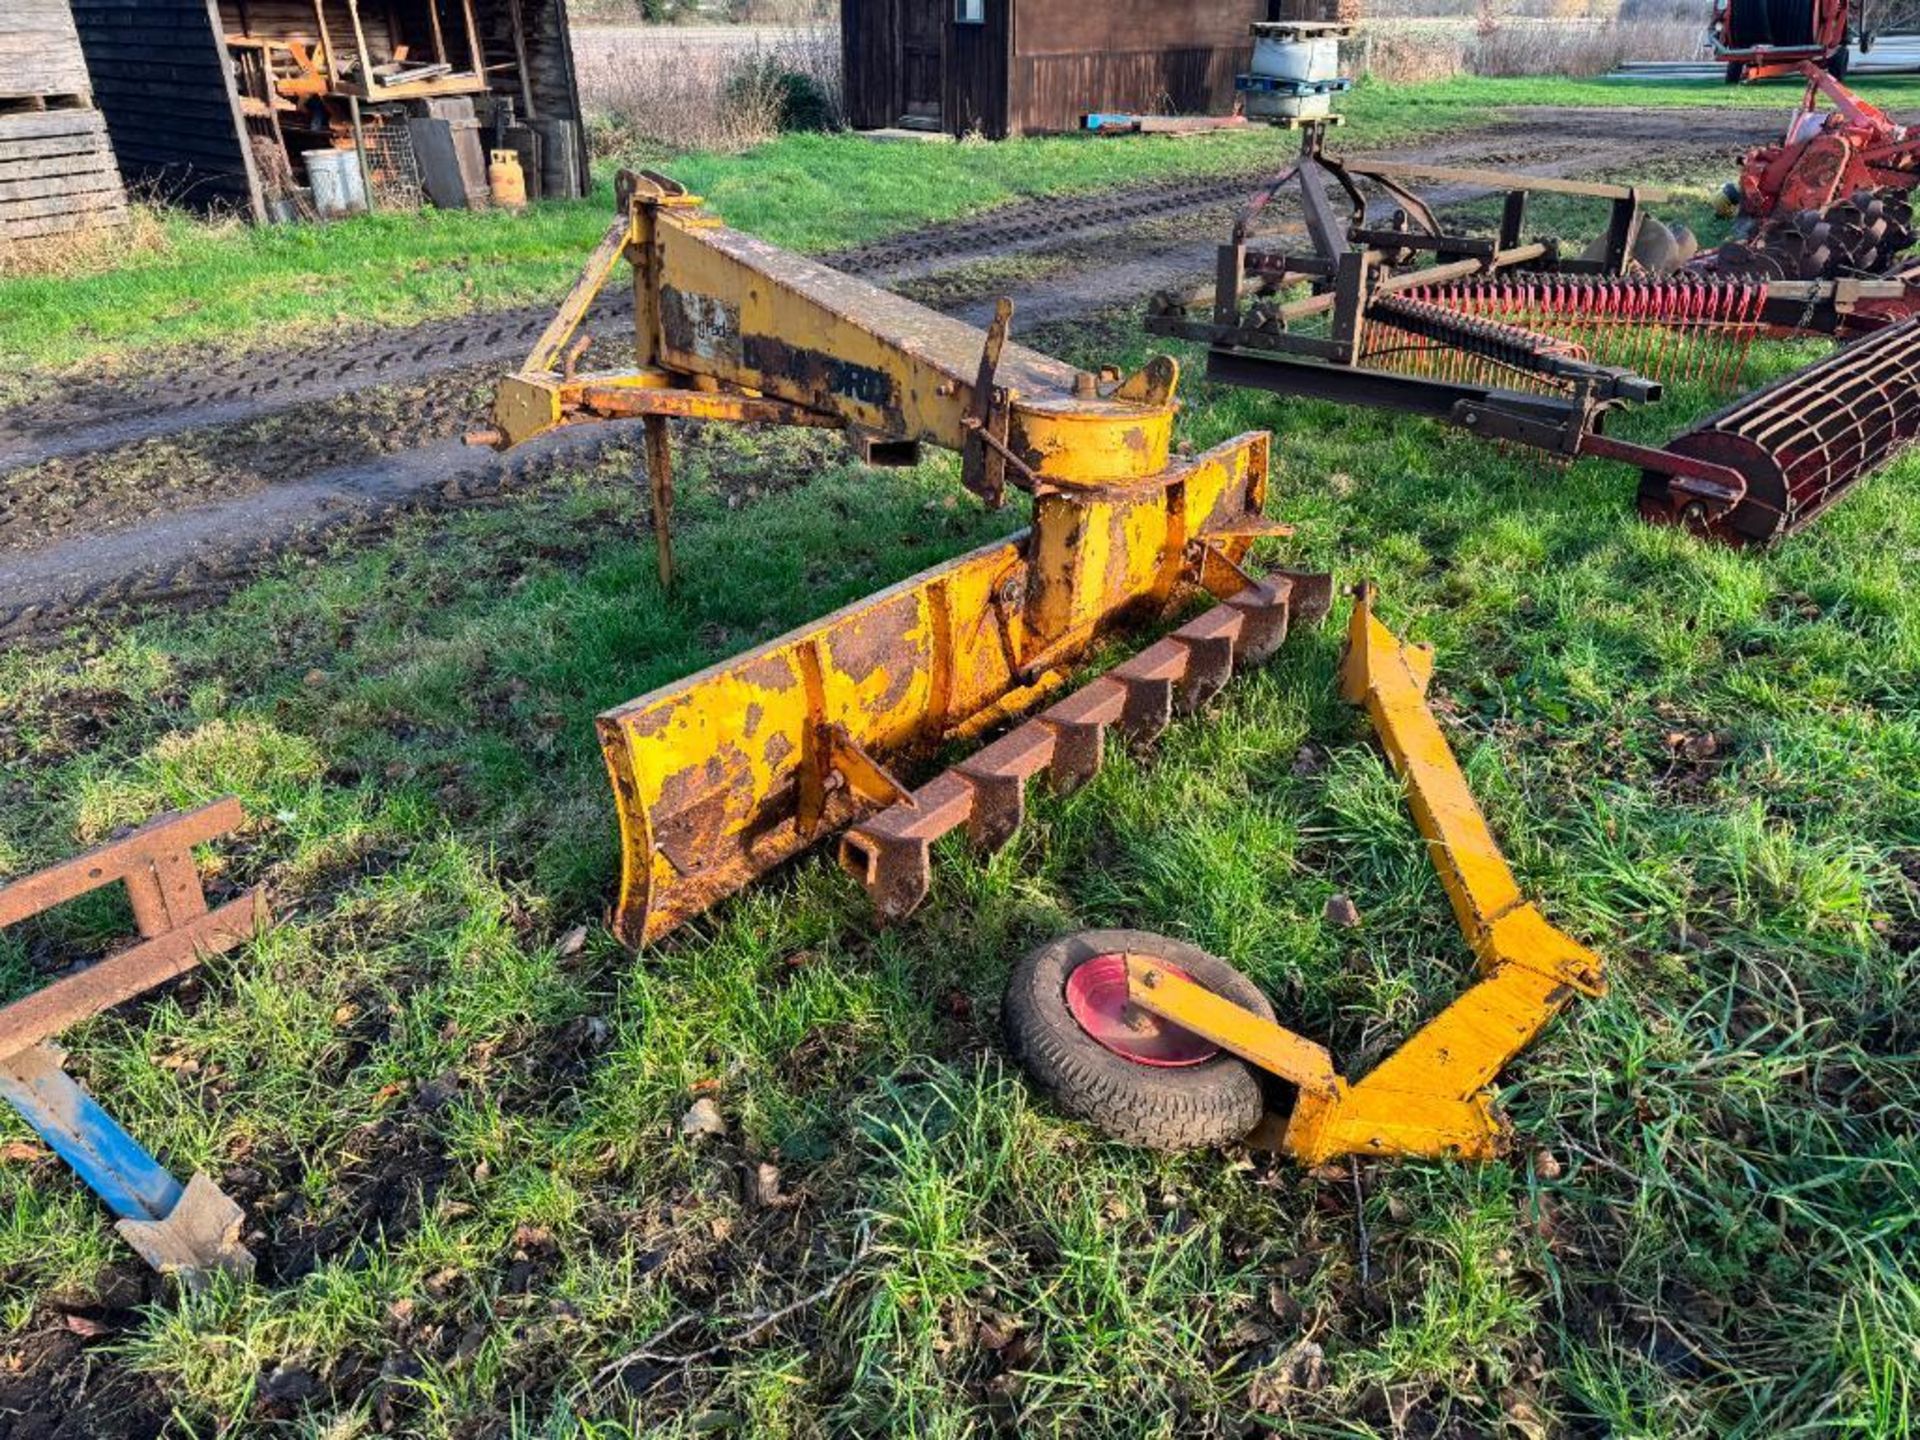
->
xmin=819 ymin=172 xmax=1259 ymax=275
xmin=0 ymin=167 xmax=1267 ymax=454
xmin=1003 ymin=928 xmax=1271 ymax=1152
xmin=0 ymin=440 xmax=569 ymax=641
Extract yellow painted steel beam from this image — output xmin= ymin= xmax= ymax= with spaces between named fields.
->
xmin=1280 ymin=584 xmax=1606 ymax=1162
xmin=1124 ymin=955 xmax=1339 ymax=1098
xmin=487 ymin=172 xmax=1182 ymax=486
xmin=1104 ymin=585 xmax=1606 ymax=1165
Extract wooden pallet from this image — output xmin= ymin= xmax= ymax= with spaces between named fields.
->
xmin=0 ymin=108 xmax=127 ymax=241
xmin=0 ymin=0 xmax=128 ymax=241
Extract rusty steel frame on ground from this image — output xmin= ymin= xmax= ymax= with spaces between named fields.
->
xmin=0 ymin=799 xmax=266 ymax=1285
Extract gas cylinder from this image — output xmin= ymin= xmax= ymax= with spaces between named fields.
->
xmin=488 ymin=150 xmax=527 ymax=210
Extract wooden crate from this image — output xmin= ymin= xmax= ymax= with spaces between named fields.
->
xmin=0 ymin=0 xmax=95 ymax=102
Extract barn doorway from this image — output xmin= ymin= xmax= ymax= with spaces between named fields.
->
xmin=898 ymin=0 xmax=943 ymax=128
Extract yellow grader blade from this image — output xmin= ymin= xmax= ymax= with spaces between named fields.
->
xmin=489 ymin=172 xmax=1316 ymax=945
xmin=600 ymin=434 xmax=1291 ymax=946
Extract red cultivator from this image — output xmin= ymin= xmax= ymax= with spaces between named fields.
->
xmin=1710 ymin=62 xmax=1920 ymax=281
xmin=1150 ymin=116 xmax=1920 ymax=546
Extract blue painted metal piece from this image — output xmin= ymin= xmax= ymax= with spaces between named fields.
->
xmin=0 ymin=1044 xmax=183 ymax=1223
xmin=1233 ymin=74 xmax=1352 ymax=96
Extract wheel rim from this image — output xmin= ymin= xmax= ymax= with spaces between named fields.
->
xmin=1063 ymin=953 xmax=1219 ymax=1067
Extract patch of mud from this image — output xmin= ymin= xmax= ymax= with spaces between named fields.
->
xmin=0 ymin=1266 xmax=170 ymax=1440
xmin=0 ymin=363 xmax=497 ymax=556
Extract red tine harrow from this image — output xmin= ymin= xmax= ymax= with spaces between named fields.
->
xmin=1149 ymin=110 xmax=1920 ymax=545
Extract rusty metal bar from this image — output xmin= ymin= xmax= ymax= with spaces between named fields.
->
xmin=0 ymin=797 xmax=243 ymax=928
xmin=1272 ymin=243 xmax=1551 ymax=323
xmin=1337 ymin=159 xmax=1671 ymax=203
xmin=838 ymin=570 xmax=1332 ymax=922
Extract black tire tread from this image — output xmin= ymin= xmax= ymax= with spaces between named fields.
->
xmin=1004 ymin=929 xmax=1273 ymax=1152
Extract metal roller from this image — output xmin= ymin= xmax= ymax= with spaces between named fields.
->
xmin=1638 ymin=315 xmax=1920 ymax=543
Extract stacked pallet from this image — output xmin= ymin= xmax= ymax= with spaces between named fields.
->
xmin=0 ymin=0 xmax=127 ymax=242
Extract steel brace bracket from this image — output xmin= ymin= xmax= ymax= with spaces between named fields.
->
xmin=0 ymin=799 xmax=268 ymax=1288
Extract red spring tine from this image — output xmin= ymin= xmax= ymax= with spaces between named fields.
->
xmin=1671 ymin=277 xmax=1691 ymax=384
xmin=1640 ymin=279 xmax=1666 ymax=384
xmin=1708 ymin=279 xmax=1731 ymax=388
xmin=1725 ymin=281 xmax=1754 ymax=391
xmin=1680 ymin=278 xmax=1704 ymax=386
xmin=1622 ymin=278 xmax=1642 ymax=375
xmin=1705 ymin=280 xmax=1732 ymax=390
xmin=1650 ymin=278 xmax=1674 ymax=383
xmin=1588 ymin=276 xmax=1607 ymax=368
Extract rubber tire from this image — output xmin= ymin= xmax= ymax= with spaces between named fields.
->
xmin=1824 ymin=40 xmax=1850 ymax=79
xmin=1726 ymin=60 xmax=1747 ymax=85
xmin=1003 ymin=929 xmax=1273 ymax=1152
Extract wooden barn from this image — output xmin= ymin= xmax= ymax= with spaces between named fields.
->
xmin=841 ymin=0 xmax=1269 ymax=139
xmin=67 ymin=0 xmax=591 ymax=223
xmin=0 ymin=0 xmax=129 ymax=244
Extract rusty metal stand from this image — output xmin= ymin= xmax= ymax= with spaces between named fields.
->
xmin=643 ymin=413 xmax=675 ymax=588
xmin=0 ymin=799 xmax=268 ymax=1287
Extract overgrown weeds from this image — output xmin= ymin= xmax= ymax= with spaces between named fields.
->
xmin=0 ymin=205 xmax=176 ymax=281
xmin=1354 ymin=15 xmax=1705 ymax=82
xmin=575 ymin=25 xmax=842 ymax=155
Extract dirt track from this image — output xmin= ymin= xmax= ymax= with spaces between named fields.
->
xmin=0 ymin=106 xmax=1787 ymax=638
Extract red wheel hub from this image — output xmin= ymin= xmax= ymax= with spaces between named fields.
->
xmin=1063 ymin=953 xmax=1219 ymax=1067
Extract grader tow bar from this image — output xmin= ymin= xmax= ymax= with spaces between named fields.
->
xmin=479 ymin=171 xmax=1327 ymax=947
xmin=1003 ymin=587 xmax=1605 ymax=1164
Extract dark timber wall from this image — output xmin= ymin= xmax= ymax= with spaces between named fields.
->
xmin=1011 ymin=0 xmax=1258 ymax=135
xmin=0 ymin=0 xmax=130 ymax=241
xmin=843 ymin=0 xmax=1260 ymax=139
xmin=71 ymin=0 xmax=263 ymax=218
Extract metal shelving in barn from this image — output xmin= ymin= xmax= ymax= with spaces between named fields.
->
xmin=0 ymin=0 xmax=129 ymax=244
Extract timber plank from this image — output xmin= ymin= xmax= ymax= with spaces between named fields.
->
xmin=1 ymin=201 xmax=128 ymax=238
xmin=0 ymin=140 xmax=111 ymax=173
xmin=0 ymin=170 xmax=128 ymax=203
xmin=0 ymin=188 xmax=128 ymax=220
xmin=0 ymin=111 xmax=108 ymax=142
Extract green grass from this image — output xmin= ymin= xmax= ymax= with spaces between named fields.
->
xmin=10 ymin=72 xmax=1920 ymax=375
xmin=3 ymin=312 xmax=1917 ymax=1435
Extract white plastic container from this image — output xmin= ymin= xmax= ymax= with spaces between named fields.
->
xmin=304 ymin=149 xmax=368 ymax=216
xmin=1240 ymin=22 xmax=1351 ymax=122
xmin=1251 ymin=26 xmax=1339 ymax=84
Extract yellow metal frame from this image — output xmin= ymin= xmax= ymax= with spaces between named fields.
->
xmin=1126 ymin=584 xmax=1605 ymax=1164
xmin=489 ymin=172 xmax=1180 ymax=490
xmin=484 ymin=171 xmax=1299 ymax=946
